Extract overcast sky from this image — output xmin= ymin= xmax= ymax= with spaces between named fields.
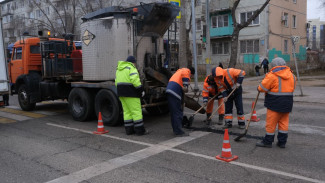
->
xmin=307 ymin=0 xmax=325 ymax=20
xmin=0 ymin=0 xmax=323 ymax=20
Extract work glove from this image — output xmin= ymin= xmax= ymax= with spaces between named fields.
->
xmin=236 ymin=83 xmax=241 ymax=88
xmin=142 ymin=91 xmax=145 ymax=97
xmin=223 ymin=97 xmax=228 ymax=103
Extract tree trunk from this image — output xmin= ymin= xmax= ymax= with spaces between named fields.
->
xmin=178 ymin=0 xmax=188 ymax=68
xmin=229 ymin=29 xmax=240 ymax=68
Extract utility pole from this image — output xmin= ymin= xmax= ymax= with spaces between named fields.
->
xmin=191 ymin=0 xmax=198 ymax=91
xmin=205 ymin=0 xmax=210 ymax=76
xmin=291 ymin=36 xmax=303 ymax=96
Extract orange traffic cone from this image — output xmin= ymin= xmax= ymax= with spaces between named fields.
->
xmin=93 ymin=112 xmax=109 ymax=134
xmin=216 ymin=129 xmax=238 ymax=162
xmin=249 ymin=102 xmax=260 ymax=122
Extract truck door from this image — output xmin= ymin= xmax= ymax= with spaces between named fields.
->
xmin=9 ymin=47 xmax=23 ymax=84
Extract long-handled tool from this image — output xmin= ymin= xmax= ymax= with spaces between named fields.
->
xmin=208 ymin=87 xmax=237 ymax=121
xmin=234 ymin=91 xmax=260 ymax=141
xmin=187 ymin=93 xmax=220 ymax=124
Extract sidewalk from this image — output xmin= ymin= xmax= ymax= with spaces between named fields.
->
xmin=189 ymin=75 xmax=325 ymax=104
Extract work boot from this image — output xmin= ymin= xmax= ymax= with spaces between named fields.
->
xmin=256 ymin=141 xmax=272 ymax=148
xmin=135 ymin=125 xmax=148 ymax=136
xmin=276 ymin=142 xmax=286 ymax=148
xmin=136 ymin=129 xmax=150 ymax=136
xmin=217 ymin=114 xmax=224 ymax=125
xmin=277 ymin=131 xmax=288 ymax=148
xmin=204 ymin=113 xmax=212 ymax=126
xmin=238 ymin=121 xmax=245 ymax=129
xmin=238 ymin=124 xmax=246 ymax=129
xmin=222 ymin=122 xmax=232 ymax=129
xmin=125 ymin=126 xmax=135 ymax=135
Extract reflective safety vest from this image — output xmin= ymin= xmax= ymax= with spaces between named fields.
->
xmin=166 ymin=68 xmax=191 ymax=100
xmin=115 ymin=61 xmax=142 ymax=98
xmin=258 ymin=66 xmax=296 ymax=113
xmin=202 ymin=75 xmax=223 ymax=103
xmin=212 ymin=67 xmax=245 ymax=96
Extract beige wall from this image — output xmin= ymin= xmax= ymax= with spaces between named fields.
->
xmin=268 ymin=0 xmax=307 ymax=60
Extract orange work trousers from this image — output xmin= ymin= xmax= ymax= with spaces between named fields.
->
xmin=206 ymin=97 xmax=225 ymax=115
xmin=266 ymin=109 xmax=289 ymax=134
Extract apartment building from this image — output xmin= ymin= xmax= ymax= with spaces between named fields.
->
xmin=202 ymin=0 xmax=307 ymax=66
xmin=307 ymin=18 xmax=325 ymax=51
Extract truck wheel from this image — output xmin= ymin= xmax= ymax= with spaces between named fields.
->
xmin=68 ymin=88 xmax=94 ymax=121
xmin=18 ymin=84 xmax=36 ymax=111
xmin=95 ymin=89 xmax=121 ymax=126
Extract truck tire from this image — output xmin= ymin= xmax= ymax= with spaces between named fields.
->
xmin=68 ymin=88 xmax=94 ymax=121
xmin=18 ymin=84 xmax=36 ymax=111
xmin=95 ymin=89 xmax=121 ymax=126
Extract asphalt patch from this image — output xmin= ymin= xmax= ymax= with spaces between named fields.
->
xmin=187 ymin=126 xmax=263 ymax=140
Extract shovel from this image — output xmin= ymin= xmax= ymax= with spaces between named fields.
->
xmin=187 ymin=93 xmax=220 ymax=124
xmin=208 ymin=87 xmax=237 ymax=121
xmin=234 ymin=91 xmax=260 ymax=142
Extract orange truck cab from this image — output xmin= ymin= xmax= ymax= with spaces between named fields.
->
xmin=9 ymin=36 xmax=81 ymax=111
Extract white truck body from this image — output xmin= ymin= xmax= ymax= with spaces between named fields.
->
xmin=0 ymin=18 xmax=9 ymax=95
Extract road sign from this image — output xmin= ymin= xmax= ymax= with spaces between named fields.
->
xmin=169 ymin=0 xmax=181 ymax=19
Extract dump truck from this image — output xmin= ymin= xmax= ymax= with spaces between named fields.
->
xmin=8 ymin=2 xmax=204 ymax=126
xmin=0 ymin=17 xmax=10 ymax=107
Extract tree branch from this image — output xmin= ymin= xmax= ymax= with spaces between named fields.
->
xmin=238 ymin=0 xmax=270 ymax=30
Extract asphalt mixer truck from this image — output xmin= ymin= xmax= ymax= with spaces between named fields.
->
xmin=8 ymin=2 xmax=204 ymax=126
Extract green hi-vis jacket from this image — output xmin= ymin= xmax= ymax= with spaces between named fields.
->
xmin=115 ymin=61 xmax=143 ymax=98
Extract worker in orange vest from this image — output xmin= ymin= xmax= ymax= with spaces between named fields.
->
xmin=256 ymin=57 xmax=296 ymax=148
xmin=166 ymin=67 xmax=195 ymax=137
xmin=202 ymin=75 xmax=225 ymax=125
xmin=212 ymin=66 xmax=246 ymax=129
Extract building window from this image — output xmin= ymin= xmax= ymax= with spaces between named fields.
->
xmin=197 ymin=44 xmax=202 ymax=55
xmin=1 ymin=5 xmax=5 ymax=11
xmin=293 ymin=0 xmax=297 ymax=3
xmin=240 ymin=12 xmax=260 ymax=25
xmin=240 ymin=39 xmax=260 ymax=53
xmin=212 ymin=42 xmax=229 ymax=55
xmin=29 ymin=12 xmax=34 ymax=19
xmin=196 ymin=18 xmax=201 ymax=31
xmin=284 ymin=40 xmax=288 ymax=53
xmin=292 ymin=15 xmax=296 ymax=28
xmin=211 ymin=15 xmax=228 ymax=28
xmin=36 ymin=9 xmax=42 ymax=18
xmin=20 ymin=0 xmax=24 ymax=8
xmin=283 ymin=13 xmax=288 ymax=27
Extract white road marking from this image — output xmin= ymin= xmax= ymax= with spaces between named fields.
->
xmin=47 ymin=123 xmax=153 ymax=147
xmin=46 ymin=123 xmax=325 ymax=183
xmin=170 ymin=149 xmax=324 ymax=183
xmin=0 ymin=111 xmax=31 ymax=121
xmin=46 ymin=123 xmax=207 ymax=183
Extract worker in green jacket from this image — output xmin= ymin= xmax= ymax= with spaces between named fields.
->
xmin=115 ymin=56 xmax=148 ymax=136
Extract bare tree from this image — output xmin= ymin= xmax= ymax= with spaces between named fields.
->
xmin=228 ymin=0 xmax=270 ymax=68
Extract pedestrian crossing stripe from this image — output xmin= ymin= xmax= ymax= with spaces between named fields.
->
xmin=0 ymin=117 xmax=16 ymax=124
xmin=0 ymin=108 xmax=46 ymax=118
